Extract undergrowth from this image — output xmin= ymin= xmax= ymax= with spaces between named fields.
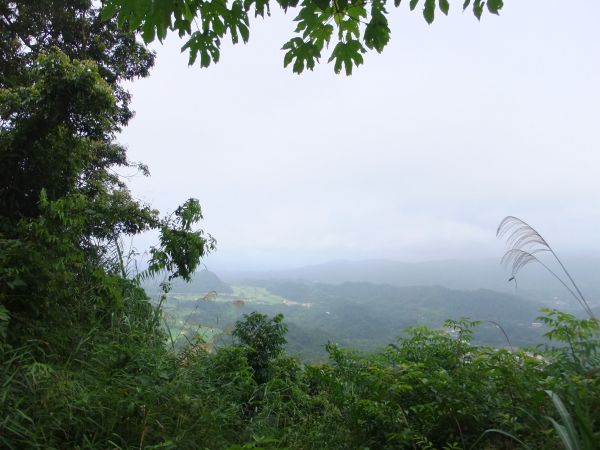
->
xmin=1 ymin=300 xmax=598 ymax=449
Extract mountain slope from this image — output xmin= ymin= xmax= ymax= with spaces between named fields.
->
xmin=165 ymin=279 xmax=549 ymax=361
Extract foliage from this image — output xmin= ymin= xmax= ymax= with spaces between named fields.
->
xmin=495 ymin=217 xmax=600 ymax=449
xmin=2 ymin=293 xmax=599 ymax=449
xmin=101 ymin=0 xmax=504 ymax=74
xmin=0 ymin=0 xmax=155 ymax=126
xmin=538 ymin=309 xmax=600 ymax=374
xmin=145 ymin=199 xmax=216 ymax=284
xmin=0 ymin=0 xmax=213 ymax=352
xmin=546 ymin=389 xmax=597 ymax=450
xmin=233 ymin=312 xmax=288 ymax=382
xmin=2 ymin=3 xmax=599 ymax=450
xmin=0 ymin=30 xmax=216 ymax=444
xmin=1 ymin=52 xmax=145 ymax=348
xmin=0 ymin=49 xmax=212 ymax=351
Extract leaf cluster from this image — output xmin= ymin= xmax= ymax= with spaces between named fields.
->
xmin=1 ymin=1 xmax=155 ymax=126
xmin=101 ymin=0 xmax=505 ymax=74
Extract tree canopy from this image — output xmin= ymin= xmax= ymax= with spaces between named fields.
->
xmin=0 ymin=1 xmax=212 ymax=348
xmin=101 ymin=0 xmax=504 ymax=74
xmin=0 ymin=0 xmax=155 ymax=126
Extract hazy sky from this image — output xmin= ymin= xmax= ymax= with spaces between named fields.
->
xmin=119 ymin=0 xmax=600 ymax=271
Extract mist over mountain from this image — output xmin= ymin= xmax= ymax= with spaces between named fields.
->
xmin=220 ymin=255 xmax=600 ymax=310
xmin=144 ymin=269 xmax=233 ymax=295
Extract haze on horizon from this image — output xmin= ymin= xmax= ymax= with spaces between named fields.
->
xmin=119 ymin=0 xmax=600 ymax=272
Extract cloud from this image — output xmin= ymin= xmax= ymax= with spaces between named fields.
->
xmin=120 ymin=1 xmax=600 ymax=270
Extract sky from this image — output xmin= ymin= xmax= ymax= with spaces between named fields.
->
xmin=119 ymin=0 xmax=600 ymax=271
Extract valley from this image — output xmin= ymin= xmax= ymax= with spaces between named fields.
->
xmin=148 ymin=269 xmax=551 ymax=361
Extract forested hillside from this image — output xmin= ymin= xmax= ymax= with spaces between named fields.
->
xmin=1 ymin=1 xmax=599 ymax=449
xmin=154 ymin=274 xmax=548 ymax=360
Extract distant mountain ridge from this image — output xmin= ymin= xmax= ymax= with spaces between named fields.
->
xmin=144 ymin=270 xmax=233 ymax=295
xmin=222 ymin=256 xmax=600 ymax=310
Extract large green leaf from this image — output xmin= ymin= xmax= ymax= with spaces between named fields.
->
xmin=182 ymin=31 xmax=221 ymax=67
xmin=439 ymin=0 xmax=450 ymax=15
xmin=487 ymin=0 xmax=503 ymax=14
xmin=327 ymin=39 xmax=365 ymax=75
xmin=364 ymin=1 xmax=389 ymax=52
xmin=423 ymin=0 xmax=435 ymax=24
xmin=282 ymin=37 xmax=321 ymax=73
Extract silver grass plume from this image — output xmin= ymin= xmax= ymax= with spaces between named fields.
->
xmin=497 ymin=216 xmax=596 ymax=320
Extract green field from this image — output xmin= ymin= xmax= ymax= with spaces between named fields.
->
xmin=231 ymin=286 xmax=288 ymax=304
xmin=159 ymin=285 xmax=289 ymax=347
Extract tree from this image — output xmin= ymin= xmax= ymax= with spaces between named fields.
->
xmin=0 ymin=50 xmax=211 ymax=343
xmin=0 ymin=1 xmax=157 ymax=229
xmin=233 ymin=312 xmax=288 ymax=382
xmin=0 ymin=1 xmax=212 ymax=348
xmin=101 ymin=0 xmax=504 ymax=75
xmin=0 ymin=0 xmax=155 ymax=126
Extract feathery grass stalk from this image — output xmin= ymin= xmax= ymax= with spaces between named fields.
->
xmin=484 ymin=320 xmax=513 ymax=348
xmin=497 ymin=216 xmax=596 ymax=320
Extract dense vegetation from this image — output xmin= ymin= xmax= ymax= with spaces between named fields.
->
xmin=1 ymin=1 xmax=598 ymax=449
